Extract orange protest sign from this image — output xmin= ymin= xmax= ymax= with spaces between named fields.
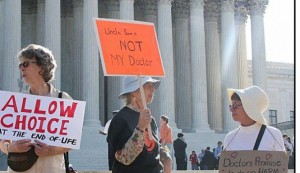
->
xmin=94 ymin=18 xmax=165 ymax=77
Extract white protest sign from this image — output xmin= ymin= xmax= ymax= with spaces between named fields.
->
xmin=219 ymin=150 xmax=289 ymax=173
xmin=0 ymin=90 xmax=86 ymax=149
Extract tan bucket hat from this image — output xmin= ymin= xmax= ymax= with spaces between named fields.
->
xmin=227 ymin=85 xmax=269 ymax=125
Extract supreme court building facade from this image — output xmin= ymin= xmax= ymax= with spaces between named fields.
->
xmin=0 ymin=0 xmax=294 ymax=170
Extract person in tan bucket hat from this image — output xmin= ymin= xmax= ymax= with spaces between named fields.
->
xmin=223 ymin=85 xmax=285 ymax=151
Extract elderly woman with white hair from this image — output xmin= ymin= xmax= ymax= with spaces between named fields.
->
xmin=224 ymin=85 xmax=285 ymax=151
xmin=107 ymin=76 xmax=163 ymax=173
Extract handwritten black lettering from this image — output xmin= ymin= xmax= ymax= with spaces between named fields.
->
xmin=123 ymin=29 xmax=136 ymax=36
xmin=258 ymin=167 xmax=279 ymax=173
xmin=255 ymin=157 xmax=281 ymax=167
xmin=0 ymin=128 xmax=7 ymax=135
xmin=12 ymin=131 xmax=26 ymax=137
xmin=129 ymin=55 xmax=152 ymax=67
xmin=223 ymin=158 xmax=253 ymax=167
xmin=111 ymin=54 xmax=124 ymax=66
xmin=61 ymin=137 xmax=77 ymax=145
xmin=49 ymin=136 xmax=60 ymax=142
xmin=104 ymin=27 xmax=121 ymax=35
xmin=120 ymin=40 xmax=143 ymax=51
xmin=31 ymin=133 xmax=46 ymax=140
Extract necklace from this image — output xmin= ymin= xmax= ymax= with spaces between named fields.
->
xmin=223 ymin=127 xmax=241 ymax=151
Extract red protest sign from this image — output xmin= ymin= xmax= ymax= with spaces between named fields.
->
xmin=94 ymin=18 xmax=165 ymax=77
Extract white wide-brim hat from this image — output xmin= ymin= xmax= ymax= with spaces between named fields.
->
xmin=227 ymin=85 xmax=269 ymax=125
xmin=119 ymin=76 xmax=160 ymax=98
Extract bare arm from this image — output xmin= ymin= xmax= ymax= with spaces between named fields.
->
xmin=0 ymin=139 xmax=32 ymax=154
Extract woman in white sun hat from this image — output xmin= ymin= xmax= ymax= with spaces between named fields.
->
xmin=107 ymin=76 xmax=163 ymax=173
xmin=223 ymin=85 xmax=285 ymax=151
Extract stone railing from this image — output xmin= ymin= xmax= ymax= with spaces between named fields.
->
xmin=270 ymin=120 xmax=294 ymax=131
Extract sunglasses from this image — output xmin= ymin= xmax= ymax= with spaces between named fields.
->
xmin=229 ymin=103 xmax=242 ymax=110
xmin=18 ymin=61 xmax=38 ymax=69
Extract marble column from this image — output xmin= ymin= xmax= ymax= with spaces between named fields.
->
xmin=72 ymin=2 xmax=103 ymax=170
xmin=220 ymin=0 xmax=238 ymax=132
xmin=235 ymin=2 xmax=249 ymax=89
xmin=134 ymin=1 xmax=144 ymax=21
xmin=61 ymin=0 xmax=73 ymax=95
xmin=72 ymin=0 xmax=83 ymax=101
xmin=45 ymin=0 xmax=61 ymax=88
xmin=118 ymin=0 xmax=134 ymax=119
xmin=173 ymin=0 xmax=192 ymax=131
xmin=157 ymin=0 xmax=177 ymax=128
xmin=120 ymin=0 xmax=134 ymax=20
xmin=98 ymin=0 xmax=107 ymax=18
xmin=106 ymin=0 xmax=120 ymax=19
xmin=119 ymin=0 xmax=134 ymax=117
xmin=249 ymin=0 xmax=268 ymax=91
xmin=83 ymin=0 xmax=100 ymax=126
xmin=21 ymin=0 xmax=37 ymax=46
xmin=141 ymin=0 xmax=158 ymax=30
xmin=105 ymin=0 xmax=123 ymax=121
xmin=204 ymin=0 xmax=223 ymax=132
xmin=190 ymin=0 xmax=210 ymax=131
xmin=3 ymin=0 xmax=21 ymax=92
xmin=0 ymin=0 xmax=6 ymax=151
xmin=0 ymin=0 xmax=4 ymax=90
xmin=98 ymin=1 xmax=106 ymax=126
xmin=36 ymin=0 xmax=45 ymax=45
xmin=19 ymin=1 xmax=37 ymax=91
xmin=138 ymin=0 xmax=161 ymax=122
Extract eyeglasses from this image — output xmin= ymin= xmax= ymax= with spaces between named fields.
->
xmin=229 ymin=104 xmax=242 ymax=110
xmin=18 ymin=61 xmax=38 ymax=69
xmin=144 ymin=82 xmax=155 ymax=89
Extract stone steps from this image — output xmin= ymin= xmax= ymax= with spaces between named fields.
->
xmin=69 ymin=126 xmax=109 ymax=170
xmin=68 ymin=126 xmax=227 ymax=171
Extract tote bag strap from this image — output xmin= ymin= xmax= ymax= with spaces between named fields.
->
xmin=58 ymin=92 xmax=69 ymax=173
xmin=253 ymin=124 xmax=266 ymax=150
